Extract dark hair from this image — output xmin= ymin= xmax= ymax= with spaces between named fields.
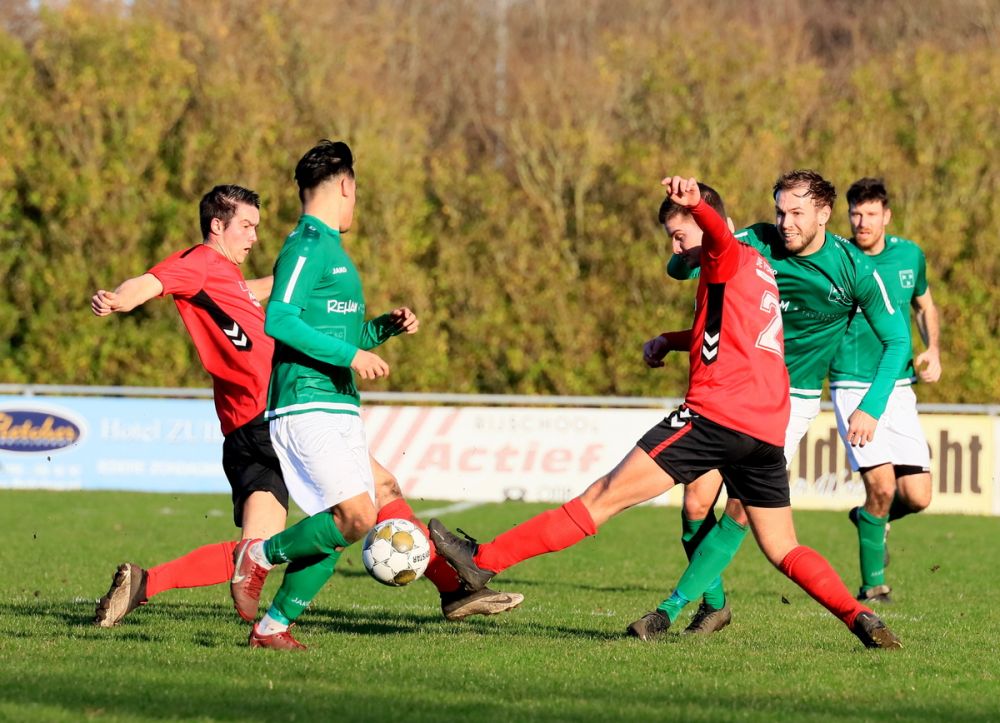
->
xmin=199 ymin=185 xmax=260 ymax=239
xmin=846 ymin=177 xmax=890 ymax=209
xmin=295 ymin=139 xmax=354 ymax=202
xmin=658 ymin=182 xmax=728 ymax=225
xmin=772 ymin=169 xmax=836 ymax=210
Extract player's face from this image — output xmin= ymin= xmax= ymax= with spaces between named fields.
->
xmin=665 ymin=213 xmax=703 ymax=268
xmin=339 ymin=175 xmax=357 ymax=233
xmin=849 ymin=200 xmax=891 ymax=252
xmin=775 ymin=186 xmax=830 ymax=255
xmin=219 ymin=203 xmax=260 ymax=265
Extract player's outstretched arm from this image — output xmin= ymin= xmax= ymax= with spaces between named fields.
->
xmin=643 ymin=330 xmax=692 ymax=368
xmin=246 ymin=275 xmax=274 ymax=302
xmin=91 ymin=273 xmax=164 ymax=316
xmin=912 ymin=289 xmax=941 ymax=383
xmin=359 ymin=307 xmax=420 ymax=350
xmin=662 ymin=176 xmax=740 ymax=283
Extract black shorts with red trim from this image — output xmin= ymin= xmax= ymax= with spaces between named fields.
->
xmin=636 ymin=406 xmax=789 ymax=508
xmin=222 ymin=414 xmax=289 ymax=527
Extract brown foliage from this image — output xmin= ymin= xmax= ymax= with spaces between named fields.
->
xmin=1 ymin=0 xmax=997 ymax=403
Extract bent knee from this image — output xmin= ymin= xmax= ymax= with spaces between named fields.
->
xmin=724 ymin=498 xmax=747 ymax=525
xmin=339 ymin=507 xmax=378 ymax=543
xmin=905 ymin=492 xmax=931 ymax=513
xmin=374 ymin=473 xmax=402 ymax=506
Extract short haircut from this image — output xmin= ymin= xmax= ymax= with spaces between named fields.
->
xmin=658 ymin=182 xmax=728 ymax=226
xmin=846 ymin=177 xmax=890 ymax=209
xmin=772 ymin=169 xmax=836 ymax=210
xmin=295 ymin=139 xmax=354 ymax=202
xmin=199 ymin=185 xmax=260 ymax=239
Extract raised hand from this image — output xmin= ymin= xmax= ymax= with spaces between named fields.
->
xmin=388 ymin=307 xmax=419 ymax=335
xmin=660 ymin=175 xmax=701 ymax=208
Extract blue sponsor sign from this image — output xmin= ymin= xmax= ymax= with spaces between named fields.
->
xmin=0 ymin=396 xmax=227 ymax=494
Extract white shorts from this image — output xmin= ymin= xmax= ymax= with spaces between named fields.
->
xmin=831 ymin=384 xmax=930 ymax=472
xmin=784 ymin=395 xmax=821 ymax=466
xmin=270 ymin=412 xmax=375 ymax=516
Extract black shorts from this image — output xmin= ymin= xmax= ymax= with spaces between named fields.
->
xmin=636 ymin=406 xmax=790 ymax=508
xmin=222 ymin=415 xmax=288 ymax=527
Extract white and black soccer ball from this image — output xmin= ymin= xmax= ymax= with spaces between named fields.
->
xmin=361 ymin=518 xmax=431 ymax=587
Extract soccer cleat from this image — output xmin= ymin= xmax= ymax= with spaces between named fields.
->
xmin=857 ymin=584 xmax=893 ymax=604
xmin=249 ymin=625 xmax=306 ymax=651
xmin=849 ymin=506 xmax=890 ymax=566
xmin=682 ymin=601 xmax=732 ymax=635
xmin=93 ymin=562 xmax=148 ymax=628
xmin=230 ymin=538 xmax=270 ymax=622
xmin=440 ymin=586 xmax=525 ymax=621
xmin=427 ymin=519 xmax=494 ymax=592
xmin=627 ymin=610 xmax=671 ymax=641
xmin=850 ymin=611 xmax=902 ymax=649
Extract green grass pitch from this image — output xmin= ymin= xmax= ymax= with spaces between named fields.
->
xmin=1 ymin=489 xmax=998 ymax=722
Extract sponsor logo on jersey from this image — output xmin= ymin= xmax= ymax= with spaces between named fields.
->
xmin=327 ymin=299 xmax=360 ymax=314
xmin=331 ymin=266 xmax=348 ymax=275
xmin=0 ymin=408 xmax=85 ymax=454
xmin=899 ymin=269 xmax=915 ymax=288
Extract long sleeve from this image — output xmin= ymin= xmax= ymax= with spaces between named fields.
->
xmin=265 ymin=300 xmax=358 ymax=367
xmin=690 ymin=200 xmax=740 ymax=284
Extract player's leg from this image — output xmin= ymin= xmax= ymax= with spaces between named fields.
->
xmin=854 ymin=464 xmax=894 ymax=601
xmin=887 ymin=387 xmax=933 ymax=521
xmin=892 ymin=467 xmax=931 ymax=519
xmin=641 ymin=495 xmax=746 ymax=637
xmin=631 ymin=400 xmax=817 ymax=641
xmin=833 ymin=386 xmax=892 ymax=600
xmin=247 ymin=412 xmax=376 ymax=649
xmin=94 ymin=417 xmax=287 ymax=627
xmin=430 ymin=445 xmax=679 ymax=591
xmin=744 ymin=503 xmax=899 ymax=649
xmin=370 ymin=455 xmax=524 ymax=620
xmin=735 ymin=443 xmax=900 ymax=649
xmin=680 ymin=473 xmax=729 ymax=623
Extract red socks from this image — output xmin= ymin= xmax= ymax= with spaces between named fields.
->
xmin=144 ymin=540 xmax=239 ymax=599
xmin=780 ymin=545 xmax=868 ymax=628
xmin=378 ymin=498 xmax=461 ymax=593
xmin=475 ymin=498 xmax=597 ymax=575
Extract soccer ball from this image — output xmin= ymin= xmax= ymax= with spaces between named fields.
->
xmin=361 ymin=518 xmax=431 ymax=587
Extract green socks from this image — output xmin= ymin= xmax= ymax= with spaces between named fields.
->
xmin=264 ymin=511 xmax=348 ymax=564
xmin=270 ymin=551 xmax=342 ymax=623
xmin=263 ymin=512 xmax=351 ymax=624
xmin=680 ymin=512 xmax=726 ymax=610
xmin=856 ymin=507 xmax=888 ymax=591
xmin=659 ymin=513 xmax=748 ymax=622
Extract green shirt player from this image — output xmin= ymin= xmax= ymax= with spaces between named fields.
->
xmin=637 ymin=170 xmax=910 ymax=636
xmin=830 ymin=177 xmax=941 ymax=605
xmin=229 ymin=140 xmax=523 ymax=650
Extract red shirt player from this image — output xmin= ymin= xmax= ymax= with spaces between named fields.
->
xmin=427 ymin=176 xmax=901 ymax=650
xmin=90 ymin=185 xmax=289 ymax=627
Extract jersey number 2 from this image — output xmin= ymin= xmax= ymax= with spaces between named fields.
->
xmin=756 ymin=290 xmax=783 ymax=356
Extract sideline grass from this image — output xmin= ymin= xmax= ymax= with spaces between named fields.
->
xmin=1 ymin=489 xmax=998 ymax=722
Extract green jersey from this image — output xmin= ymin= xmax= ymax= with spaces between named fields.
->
xmin=829 ymin=234 xmax=927 ymax=387
xmin=668 ymin=223 xmax=910 ymax=419
xmin=265 ymin=215 xmax=399 ymax=418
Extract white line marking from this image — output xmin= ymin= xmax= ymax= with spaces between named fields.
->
xmin=414 ymin=500 xmax=485 ymax=518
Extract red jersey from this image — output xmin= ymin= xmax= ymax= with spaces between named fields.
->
xmin=148 ymin=245 xmax=274 ymax=435
xmin=682 ymin=200 xmax=790 ymax=446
